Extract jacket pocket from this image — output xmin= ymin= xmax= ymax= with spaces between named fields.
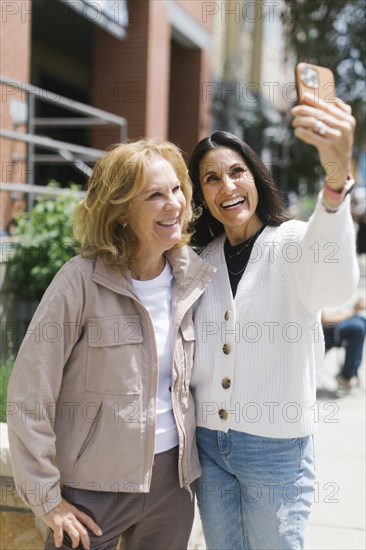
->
xmin=85 ymin=314 xmax=143 ymax=395
xmin=75 ymin=402 xmax=103 ymax=463
xmin=69 ymin=395 xmax=144 ymax=478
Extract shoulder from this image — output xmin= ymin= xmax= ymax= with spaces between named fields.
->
xmin=197 ymin=234 xmax=225 ymax=264
xmin=168 ymin=244 xmax=211 ymax=268
xmin=167 ymin=245 xmax=216 ymax=289
xmin=55 ymin=255 xmax=95 ymax=279
xmin=43 ymin=255 xmax=95 ymax=301
xmin=274 ymin=219 xmax=308 ymax=241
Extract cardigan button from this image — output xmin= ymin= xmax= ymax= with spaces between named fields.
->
xmin=218 ymin=409 xmax=229 ymax=421
xmin=222 ymin=343 xmax=232 ymax=355
xmin=224 ymin=310 xmax=231 ymax=321
xmin=221 ymin=377 xmax=231 ymax=389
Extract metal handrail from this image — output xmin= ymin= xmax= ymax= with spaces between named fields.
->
xmin=0 ymin=129 xmax=104 ymax=159
xmin=0 ymin=76 xmax=127 ymax=128
xmin=0 ymin=182 xmax=86 ymax=198
xmin=0 ymin=75 xmax=127 ymax=184
xmin=0 ymin=181 xmax=86 ymax=212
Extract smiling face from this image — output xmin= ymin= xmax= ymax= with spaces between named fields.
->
xmin=125 ymin=156 xmax=186 ymax=261
xmin=199 ymin=147 xmax=262 ymax=244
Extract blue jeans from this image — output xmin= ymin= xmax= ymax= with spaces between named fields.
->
xmin=196 ymin=427 xmax=315 ymax=550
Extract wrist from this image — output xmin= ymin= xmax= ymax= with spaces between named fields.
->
xmin=322 ymin=173 xmax=355 ymax=211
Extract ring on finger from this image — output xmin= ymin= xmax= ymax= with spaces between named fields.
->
xmin=315 ymin=120 xmax=327 ymax=136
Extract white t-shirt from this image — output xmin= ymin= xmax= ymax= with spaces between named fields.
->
xmin=132 ymin=261 xmax=179 ymax=454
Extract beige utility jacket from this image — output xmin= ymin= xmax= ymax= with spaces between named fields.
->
xmin=7 ymin=246 xmax=215 ymax=516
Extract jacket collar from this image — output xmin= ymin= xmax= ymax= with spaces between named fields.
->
xmin=92 ymin=246 xmax=215 ymax=300
xmin=92 ymin=256 xmax=135 ymax=296
xmin=165 ymin=246 xmax=215 ymax=296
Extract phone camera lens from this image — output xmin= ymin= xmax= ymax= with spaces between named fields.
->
xmin=301 ymin=67 xmax=319 ymax=89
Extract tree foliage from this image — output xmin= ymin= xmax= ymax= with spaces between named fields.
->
xmin=283 ymin=0 xmax=365 ymax=143
xmin=280 ymin=0 xmax=365 ymax=195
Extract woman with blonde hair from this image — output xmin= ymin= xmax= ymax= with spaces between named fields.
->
xmin=7 ymin=138 xmax=215 ymax=550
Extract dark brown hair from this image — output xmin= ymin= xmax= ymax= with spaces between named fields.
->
xmin=188 ymin=131 xmax=289 ymax=246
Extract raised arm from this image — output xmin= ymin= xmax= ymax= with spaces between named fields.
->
xmin=286 ymin=94 xmax=359 ymax=312
xmin=291 ymin=93 xmax=355 ymax=209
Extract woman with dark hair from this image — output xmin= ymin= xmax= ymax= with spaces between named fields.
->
xmin=189 ymin=130 xmax=289 ymax=248
xmin=188 ymin=94 xmax=359 ymax=549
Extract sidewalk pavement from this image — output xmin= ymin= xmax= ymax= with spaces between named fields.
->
xmin=188 ymin=270 xmax=366 ymax=550
xmin=305 ymin=349 xmax=365 ymax=550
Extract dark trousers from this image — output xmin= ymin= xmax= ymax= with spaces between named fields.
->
xmin=44 ymin=446 xmax=194 ymax=550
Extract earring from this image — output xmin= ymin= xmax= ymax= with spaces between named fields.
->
xmin=122 ymin=222 xmax=127 ymax=228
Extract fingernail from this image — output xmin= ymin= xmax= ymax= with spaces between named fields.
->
xmin=97 ymin=529 xmax=103 ymax=536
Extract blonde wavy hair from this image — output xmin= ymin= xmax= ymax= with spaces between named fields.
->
xmin=73 ymin=138 xmax=194 ymax=270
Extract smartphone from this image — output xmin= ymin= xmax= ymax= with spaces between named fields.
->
xmin=295 ymin=63 xmax=336 ymax=104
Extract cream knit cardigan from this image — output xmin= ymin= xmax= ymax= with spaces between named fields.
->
xmin=191 ymin=194 xmax=359 ymax=437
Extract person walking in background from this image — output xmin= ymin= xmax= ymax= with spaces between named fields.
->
xmin=188 ymin=92 xmax=358 ymax=549
xmin=322 ymin=297 xmax=366 ymax=391
xmin=7 ymin=138 xmax=215 ymax=550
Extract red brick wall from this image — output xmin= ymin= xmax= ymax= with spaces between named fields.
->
xmin=168 ymin=45 xmax=212 ymax=159
xmin=198 ymin=48 xmax=212 ymax=143
xmin=0 ymin=0 xmax=213 ymax=233
xmin=91 ymin=0 xmax=212 ymax=155
xmin=145 ymin=0 xmax=171 ymax=138
xmin=91 ymin=0 xmax=151 ymax=149
xmin=168 ymin=44 xmax=201 ymax=157
xmin=0 ymin=0 xmax=32 ymax=231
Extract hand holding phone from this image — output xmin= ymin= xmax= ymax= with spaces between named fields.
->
xmin=292 ymin=62 xmax=355 ymax=196
xmin=295 ymin=63 xmax=336 ymax=104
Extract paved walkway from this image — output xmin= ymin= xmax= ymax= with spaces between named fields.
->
xmin=304 ymin=259 xmax=366 ymax=549
xmin=305 ymin=348 xmax=365 ymax=549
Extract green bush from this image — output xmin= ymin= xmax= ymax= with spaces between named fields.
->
xmin=0 ymin=347 xmax=14 ymax=423
xmin=8 ymin=182 xmax=81 ymax=301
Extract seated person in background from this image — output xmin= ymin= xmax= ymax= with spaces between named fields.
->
xmin=322 ymin=297 xmax=366 ymax=390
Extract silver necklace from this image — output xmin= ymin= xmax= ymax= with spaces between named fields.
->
xmin=227 ymin=262 xmax=250 ymax=276
xmin=225 ymin=227 xmax=263 ymax=260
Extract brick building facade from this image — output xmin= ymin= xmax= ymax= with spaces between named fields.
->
xmin=0 ymin=0 xmax=213 ymax=233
